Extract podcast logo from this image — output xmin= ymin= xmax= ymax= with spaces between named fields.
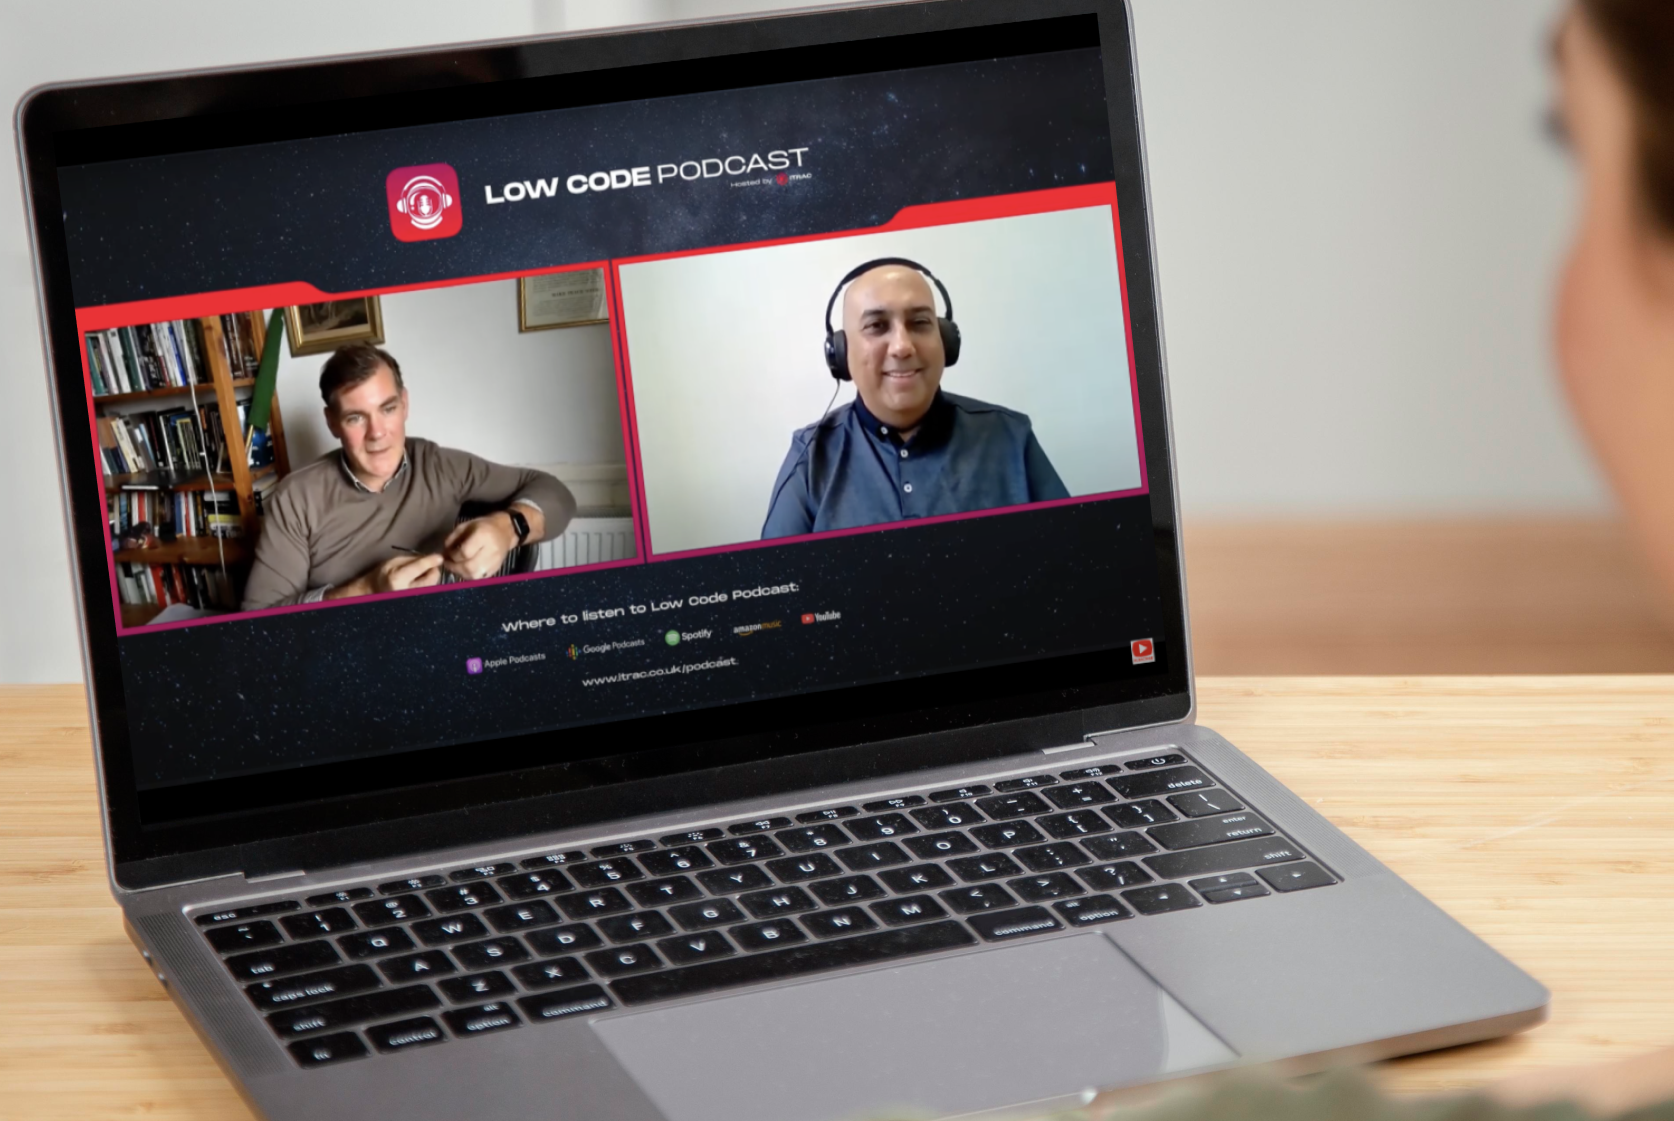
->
xmin=386 ymin=164 xmax=462 ymax=242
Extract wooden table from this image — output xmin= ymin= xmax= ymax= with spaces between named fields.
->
xmin=3 ymin=677 xmax=1673 ymax=1118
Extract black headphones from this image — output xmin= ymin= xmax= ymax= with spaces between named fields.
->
xmin=823 ymin=257 xmax=962 ymax=382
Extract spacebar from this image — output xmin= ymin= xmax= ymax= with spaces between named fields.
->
xmin=609 ymin=921 xmax=977 ymax=1005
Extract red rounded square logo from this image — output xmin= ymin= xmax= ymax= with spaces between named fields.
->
xmin=386 ymin=164 xmax=462 ymax=242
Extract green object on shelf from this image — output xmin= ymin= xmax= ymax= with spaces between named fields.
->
xmin=245 ymin=309 xmax=285 ymax=434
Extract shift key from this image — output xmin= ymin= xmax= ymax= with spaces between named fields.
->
xmin=1143 ymin=836 xmax=1305 ymax=880
xmin=265 ymin=984 xmax=440 ymax=1038
xmin=1147 ymin=813 xmax=1273 ymax=851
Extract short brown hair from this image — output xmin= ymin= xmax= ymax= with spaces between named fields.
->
xmin=1579 ymin=0 xmax=1674 ymax=235
xmin=319 ymin=343 xmax=403 ymax=409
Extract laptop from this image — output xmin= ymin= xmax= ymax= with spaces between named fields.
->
xmin=17 ymin=2 xmax=1547 ymax=1119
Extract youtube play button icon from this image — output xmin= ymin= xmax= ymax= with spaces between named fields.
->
xmin=1130 ymin=638 xmax=1156 ymax=665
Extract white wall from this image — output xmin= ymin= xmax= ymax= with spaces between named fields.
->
xmin=0 ymin=0 xmax=1589 ymax=680
xmin=619 ymin=207 xmax=1141 ymax=554
xmin=275 ymin=280 xmax=624 ymax=470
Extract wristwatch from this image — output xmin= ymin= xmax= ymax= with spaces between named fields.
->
xmin=505 ymin=507 xmax=530 ymax=545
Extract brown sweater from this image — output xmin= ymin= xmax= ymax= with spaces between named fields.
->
xmin=241 ymin=438 xmax=573 ymax=610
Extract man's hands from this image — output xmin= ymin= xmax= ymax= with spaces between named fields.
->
xmin=323 ymin=553 xmax=444 ymax=600
xmin=442 ymin=505 xmax=545 ymax=582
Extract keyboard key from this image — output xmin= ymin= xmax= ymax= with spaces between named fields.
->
xmin=870 ymin=895 xmax=948 ymax=925
xmin=1058 ymin=765 xmax=1121 ymax=779
xmin=365 ymin=1016 xmax=445 ymax=1054
xmin=1009 ymin=873 xmax=1084 ymax=902
xmin=1054 ymin=895 xmax=1131 ymax=926
xmin=1038 ymin=810 xmax=1111 ymax=839
xmin=450 ymin=862 xmax=517 ymax=882
xmin=518 ymin=985 xmax=613 ymax=1023
xmin=1258 ymin=862 xmax=1338 ymax=892
xmin=638 ymin=847 xmax=713 ymax=876
xmin=569 ymin=860 xmax=643 ymax=888
xmin=1149 ymin=812 xmax=1273 ymax=851
xmin=1123 ymin=884 xmax=1202 ymax=915
xmin=657 ymin=931 xmax=736 ymax=964
xmin=353 ymin=895 xmax=429 ymax=927
xmin=205 ymin=921 xmax=283 ymax=954
xmin=929 ymin=785 xmax=990 ymax=802
xmin=910 ymin=803 xmax=984 ymax=830
xmin=948 ymin=853 xmax=1022 ymax=882
xmin=379 ymin=875 xmax=445 ymax=895
xmin=970 ymin=822 xmax=1045 ymax=849
xmin=337 ymin=928 xmax=416 ymax=960
xmin=739 ymin=886 xmax=817 ymax=919
xmin=628 ymin=876 xmax=703 ymax=907
xmin=378 ymin=951 xmax=455 ymax=983
xmin=1168 ymin=789 xmax=1245 ymax=818
xmin=521 ymin=851 xmax=585 ymax=869
xmin=1078 ymin=861 xmax=1153 ymax=891
xmin=555 ymin=888 xmax=632 ymax=919
xmin=245 ymin=964 xmax=380 ymax=1011
xmin=1202 ymin=883 xmax=1270 ymax=903
xmin=281 ymin=909 xmax=357 ymax=941
xmin=483 ymin=900 xmax=561 ymax=933
xmin=412 ymin=914 xmax=489 ymax=945
xmin=904 ymin=831 xmax=979 ymax=859
xmin=1044 ymin=782 xmax=1115 ymax=809
xmin=498 ymin=871 xmax=571 ymax=899
xmin=1188 ymin=872 xmax=1259 ymax=892
xmin=1111 ymin=766 xmax=1213 ymax=800
xmin=801 ymin=906 xmax=878 ymax=938
xmin=659 ymin=828 xmax=725 ymax=846
xmin=591 ymin=840 xmax=656 ymax=857
xmin=668 ymin=899 xmax=746 ymax=930
xmin=527 ymin=924 xmax=603 ymax=955
xmin=774 ymin=824 xmax=850 ymax=853
xmin=968 ymin=906 xmax=1062 ymax=942
xmin=994 ymin=776 xmax=1056 ymax=792
xmin=611 ymin=922 xmax=976 ymax=1005
xmin=512 ymin=956 xmax=590 ymax=989
xmin=707 ymin=837 xmax=783 ymax=864
xmin=288 ymin=1031 xmax=367 ymax=1067
xmin=598 ymin=912 xmax=676 ymax=943
xmin=225 ymin=941 xmax=341 ymax=982
xmin=939 ymin=884 xmax=1017 ymax=913
xmin=1106 ymin=801 xmax=1178 ymax=829
xmin=1083 ymin=831 xmax=1155 ymax=859
xmin=795 ymin=806 xmax=859 ymax=823
xmin=440 ymin=970 xmax=516 ymax=1002
xmin=974 ymin=792 xmax=1051 ymax=819
xmin=863 ymin=795 xmax=926 ymax=812
xmin=729 ymin=817 xmax=792 ymax=835
xmin=442 ymin=1001 xmax=521 ymax=1037
xmin=266 ymin=985 xmax=440 ymax=1038
xmin=837 ymin=842 xmax=910 ymax=871
xmin=879 ymin=864 xmax=955 ymax=893
xmin=1144 ymin=836 xmax=1306 ymax=880
xmin=586 ymin=944 xmax=663 ymax=977
xmin=425 ymin=882 xmax=502 ymax=913
xmin=1014 ymin=843 xmax=1091 ymax=872
xmin=731 ymin=919 xmax=807 ymax=951
xmin=196 ymin=901 xmax=300 ymax=925
xmin=809 ymin=875 xmax=885 ymax=905
xmin=696 ymin=866 xmax=773 ymax=894
xmin=453 ymin=937 xmax=531 ymax=970
xmin=1123 ymin=753 xmax=1186 ymax=771
xmin=305 ymin=889 xmax=373 ymax=907
xmin=767 ymin=854 xmax=843 ymax=883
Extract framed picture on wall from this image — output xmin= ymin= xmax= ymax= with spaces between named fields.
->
xmin=519 ymin=268 xmax=608 ymax=331
xmin=284 ymin=297 xmax=385 ymax=357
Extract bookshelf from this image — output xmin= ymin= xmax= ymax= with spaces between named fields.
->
xmin=91 ymin=311 xmax=291 ymax=626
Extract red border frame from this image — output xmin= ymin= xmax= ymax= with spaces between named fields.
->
xmin=610 ymin=181 xmax=1149 ymax=561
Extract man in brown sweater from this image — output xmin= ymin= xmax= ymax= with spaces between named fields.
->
xmin=241 ymin=343 xmax=575 ymax=611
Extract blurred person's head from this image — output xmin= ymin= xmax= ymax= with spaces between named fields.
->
xmin=1555 ymin=1 xmax=1674 ymax=600
xmin=321 ymin=343 xmax=409 ymax=489
xmin=841 ymin=264 xmax=948 ymax=432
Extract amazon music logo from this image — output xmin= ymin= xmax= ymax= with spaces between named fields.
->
xmin=386 ymin=164 xmax=463 ymax=242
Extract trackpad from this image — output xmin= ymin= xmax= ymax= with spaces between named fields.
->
xmin=593 ymin=934 xmax=1236 ymax=1121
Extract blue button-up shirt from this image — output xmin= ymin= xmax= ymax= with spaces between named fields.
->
xmin=762 ymin=390 xmax=1069 ymax=539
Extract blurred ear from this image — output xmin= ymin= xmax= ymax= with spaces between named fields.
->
xmin=324 ymin=405 xmax=342 ymax=440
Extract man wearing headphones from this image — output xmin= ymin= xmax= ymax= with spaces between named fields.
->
xmin=761 ymin=258 xmax=1068 ymax=539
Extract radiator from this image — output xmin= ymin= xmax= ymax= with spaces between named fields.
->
xmin=536 ymin=516 xmax=636 ymax=571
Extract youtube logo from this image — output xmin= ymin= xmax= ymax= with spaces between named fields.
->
xmin=801 ymin=613 xmax=815 ymax=625
xmin=1130 ymin=638 xmax=1155 ymax=665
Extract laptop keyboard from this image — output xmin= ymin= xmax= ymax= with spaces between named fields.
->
xmin=190 ymin=753 xmax=1337 ymax=1068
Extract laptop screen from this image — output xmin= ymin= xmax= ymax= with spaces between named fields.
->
xmin=30 ymin=5 xmax=1187 ymax=871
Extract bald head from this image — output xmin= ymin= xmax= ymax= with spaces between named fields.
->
xmin=840 ymin=264 xmax=946 ymax=431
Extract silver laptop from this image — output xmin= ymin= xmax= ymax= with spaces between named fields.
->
xmin=18 ymin=2 xmax=1546 ymax=1119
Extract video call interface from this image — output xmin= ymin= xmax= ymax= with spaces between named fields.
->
xmin=58 ymin=22 xmax=1173 ymax=819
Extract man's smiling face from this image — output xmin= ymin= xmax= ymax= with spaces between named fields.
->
xmin=842 ymin=265 xmax=946 ymax=431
